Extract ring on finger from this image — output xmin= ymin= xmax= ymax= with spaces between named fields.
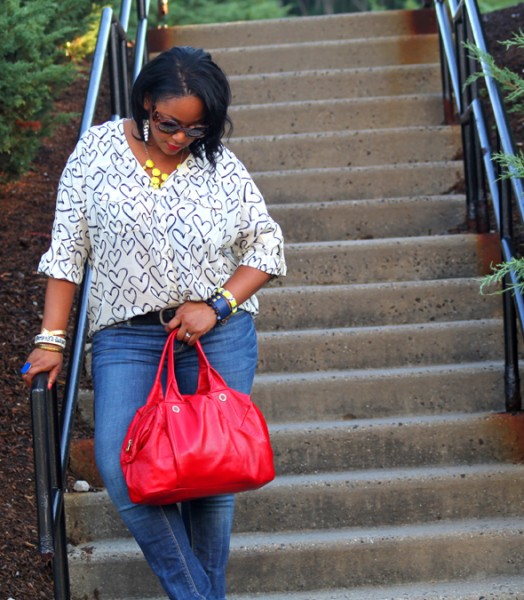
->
xmin=21 ymin=362 xmax=31 ymax=375
xmin=185 ymin=332 xmax=191 ymax=340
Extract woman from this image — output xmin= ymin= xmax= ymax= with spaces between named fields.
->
xmin=21 ymin=46 xmax=286 ymax=600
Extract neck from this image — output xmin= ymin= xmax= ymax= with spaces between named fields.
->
xmin=142 ymin=143 xmax=188 ymax=189
xmin=144 ymin=141 xmax=188 ymax=164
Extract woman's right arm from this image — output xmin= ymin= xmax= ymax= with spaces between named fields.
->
xmin=22 ymin=278 xmax=77 ymax=389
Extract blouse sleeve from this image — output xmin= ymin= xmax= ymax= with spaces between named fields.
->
xmin=232 ymin=161 xmax=287 ymax=278
xmin=38 ymin=136 xmax=91 ymax=284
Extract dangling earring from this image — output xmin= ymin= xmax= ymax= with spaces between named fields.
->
xmin=143 ymin=119 xmax=150 ymax=143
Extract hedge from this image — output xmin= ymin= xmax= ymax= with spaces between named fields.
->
xmin=0 ymin=0 xmax=94 ymax=178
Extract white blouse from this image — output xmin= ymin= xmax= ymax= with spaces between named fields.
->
xmin=39 ymin=119 xmax=286 ymax=336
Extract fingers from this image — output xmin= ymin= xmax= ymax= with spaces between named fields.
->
xmin=21 ymin=362 xmax=31 ymax=375
xmin=165 ymin=302 xmax=217 ymax=345
xmin=47 ymin=364 xmax=62 ymax=390
xmin=181 ymin=330 xmax=195 ymax=345
xmin=20 ymin=350 xmax=63 ymax=389
xmin=20 ymin=362 xmax=34 ymax=388
xmin=175 ymin=326 xmax=197 ymax=345
xmin=164 ymin=314 xmax=181 ymax=333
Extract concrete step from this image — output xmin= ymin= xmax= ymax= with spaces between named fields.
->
xmin=269 ymin=196 xmax=465 ymax=242
xmin=75 ymin=361 xmax=505 ymax=433
xmin=236 ymin=463 xmax=524 ymax=532
xmin=228 ymin=576 xmax=524 ymax=599
xmin=256 ymin=279 xmax=501 ymax=330
xmin=229 ymin=518 xmax=524 ymax=594
xmin=149 ymin=9 xmax=437 ymax=49
xmin=270 ymin=412 xmax=524 ymax=474
xmin=229 ymin=126 xmax=460 ymax=171
xmin=256 ymin=319 xmax=503 ymax=374
xmin=253 ymin=362 xmax=505 ymax=423
xmin=230 ymin=64 xmax=442 ymax=105
xmin=66 ymin=463 xmax=523 ymax=543
xmin=68 ymin=518 xmax=524 ymax=598
xmin=207 ymin=35 xmax=439 ymax=76
xmin=254 ymin=162 xmax=464 ymax=203
xmin=278 ymin=234 xmax=496 ymax=286
xmin=230 ymin=95 xmax=445 ymax=137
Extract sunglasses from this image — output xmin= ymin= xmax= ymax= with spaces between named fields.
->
xmin=151 ymin=110 xmax=208 ymax=139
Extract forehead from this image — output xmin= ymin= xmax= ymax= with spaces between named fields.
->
xmin=154 ymin=96 xmax=205 ymax=123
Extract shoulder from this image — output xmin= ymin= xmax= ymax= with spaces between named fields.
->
xmin=77 ymin=119 xmax=125 ymax=150
xmin=217 ymin=145 xmax=240 ymax=165
xmin=215 ymin=146 xmax=250 ymax=177
xmin=188 ymin=144 xmax=244 ymax=176
xmin=72 ymin=120 xmax=126 ymax=165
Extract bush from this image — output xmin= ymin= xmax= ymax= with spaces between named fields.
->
xmin=473 ymin=31 xmax=524 ymax=293
xmin=0 ymin=0 xmax=95 ymax=179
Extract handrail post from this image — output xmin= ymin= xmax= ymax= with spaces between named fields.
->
xmin=435 ymin=0 xmax=524 ymax=412
xmin=31 ymin=373 xmax=56 ymax=556
xmin=119 ymin=24 xmax=131 ymax=118
xmin=30 ymin=374 xmax=71 ymax=599
xmin=470 ymin=107 xmax=490 ymax=233
xmin=502 ymin=272 xmax=521 ymax=411
xmin=108 ymin=16 xmax=131 ymax=120
xmin=465 ymin=16 xmax=490 ymax=232
xmin=109 ymin=19 xmax=123 ymax=119
xmin=59 ymin=270 xmax=92 ymax=483
xmin=500 ymin=158 xmax=522 ymax=411
xmin=438 ymin=32 xmax=456 ymax=124
xmin=454 ymin=6 xmax=474 ymax=229
xmin=134 ymin=0 xmax=151 ymax=81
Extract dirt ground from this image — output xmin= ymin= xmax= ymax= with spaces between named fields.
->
xmin=1 ymin=7 xmax=523 ymax=598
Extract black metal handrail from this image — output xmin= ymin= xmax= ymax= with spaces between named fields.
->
xmin=434 ymin=0 xmax=524 ymax=411
xmin=30 ymin=2 xmax=150 ymax=598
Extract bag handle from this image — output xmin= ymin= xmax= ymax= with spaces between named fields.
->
xmin=162 ymin=330 xmax=228 ymax=402
xmin=142 ymin=329 xmax=178 ymax=407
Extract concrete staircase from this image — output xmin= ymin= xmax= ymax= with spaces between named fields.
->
xmin=66 ymin=9 xmax=524 ymax=599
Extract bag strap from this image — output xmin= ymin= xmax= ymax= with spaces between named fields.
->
xmin=163 ymin=330 xmax=229 ymax=401
xmin=142 ymin=329 xmax=179 ymax=406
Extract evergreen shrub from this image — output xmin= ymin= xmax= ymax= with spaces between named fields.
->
xmin=472 ymin=32 xmax=524 ymax=293
xmin=0 ymin=0 xmax=94 ymax=178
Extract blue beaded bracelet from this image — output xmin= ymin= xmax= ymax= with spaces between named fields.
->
xmin=205 ymin=291 xmax=233 ymax=323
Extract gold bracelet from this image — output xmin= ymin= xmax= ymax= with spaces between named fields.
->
xmin=41 ymin=328 xmax=67 ymax=337
xmin=35 ymin=343 xmax=64 ymax=353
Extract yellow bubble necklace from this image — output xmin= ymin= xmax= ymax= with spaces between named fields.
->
xmin=143 ymin=144 xmax=186 ymax=190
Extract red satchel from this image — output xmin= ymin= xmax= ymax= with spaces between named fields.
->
xmin=120 ymin=330 xmax=275 ymax=505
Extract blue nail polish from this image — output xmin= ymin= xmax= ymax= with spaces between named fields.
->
xmin=21 ymin=362 xmax=31 ymax=375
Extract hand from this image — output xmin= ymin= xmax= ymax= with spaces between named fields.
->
xmin=165 ymin=301 xmax=217 ymax=345
xmin=20 ymin=348 xmax=64 ymax=389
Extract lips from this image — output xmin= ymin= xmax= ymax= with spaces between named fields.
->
xmin=166 ymin=142 xmax=182 ymax=152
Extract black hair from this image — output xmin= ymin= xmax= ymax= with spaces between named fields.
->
xmin=131 ymin=46 xmax=232 ymax=170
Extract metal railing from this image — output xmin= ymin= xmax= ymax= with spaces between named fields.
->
xmin=30 ymin=1 xmax=150 ymax=598
xmin=434 ymin=0 xmax=524 ymax=411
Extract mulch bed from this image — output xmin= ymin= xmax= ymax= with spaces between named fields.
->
xmin=0 ymin=63 xmax=110 ymax=598
xmin=1 ymin=8 xmax=523 ymax=598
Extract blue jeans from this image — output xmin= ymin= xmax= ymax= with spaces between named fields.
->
xmin=91 ymin=311 xmax=258 ymax=600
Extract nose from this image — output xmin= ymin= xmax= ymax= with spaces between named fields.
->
xmin=171 ymin=129 xmax=189 ymax=143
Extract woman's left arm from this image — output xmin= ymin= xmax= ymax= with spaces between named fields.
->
xmin=166 ymin=266 xmax=271 ymax=343
xmin=168 ymin=153 xmax=285 ymax=343
xmin=220 ymin=265 xmax=272 ymax=305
